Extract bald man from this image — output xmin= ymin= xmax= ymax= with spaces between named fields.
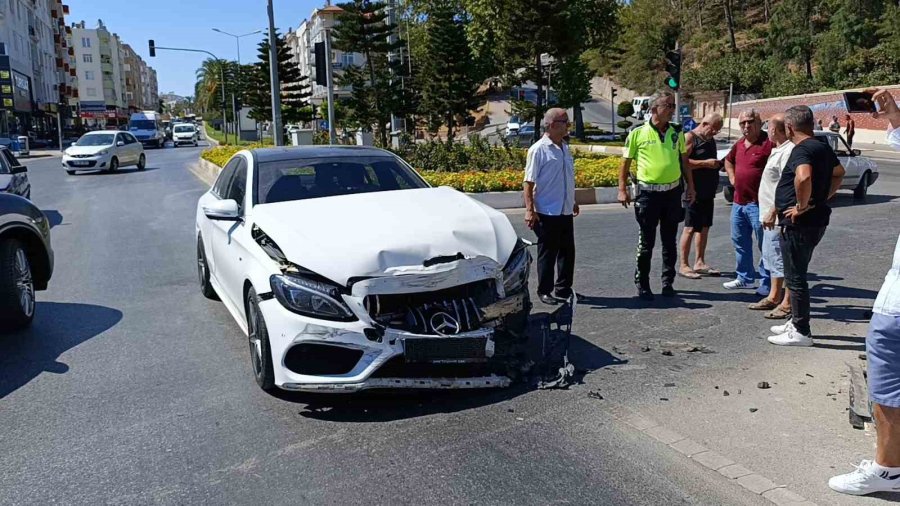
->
xmin=679 ymin=113 xmax=724 ymax=279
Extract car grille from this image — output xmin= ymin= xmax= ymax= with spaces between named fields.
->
xmin=363 ymin=279 xmax=496 ymax=335
xmin=70 ymin=154 xmax=93 ymax=158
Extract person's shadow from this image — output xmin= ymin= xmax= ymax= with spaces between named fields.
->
xmin=0 ymin=302 xmax=122 ymax=399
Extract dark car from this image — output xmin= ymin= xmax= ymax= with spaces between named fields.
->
xmin=0 ymin=193 xmax=53 ymax=330
xmin=0 ymin=146 xmax=30 ymax=199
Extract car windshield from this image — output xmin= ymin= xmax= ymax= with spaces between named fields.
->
xmin=509 ymin=116 xmax=520 ymax=124
xmin=129 ymin=120 xmax=156 ymax=130
xmin=75 ymin=134 xmax=114 ymax=146
xmin=174 ymin=126 xmax=194 ymax=133
xmin=255 ymin=155 xmax=429 ymax=205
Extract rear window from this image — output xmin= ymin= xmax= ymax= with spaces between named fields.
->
xmin=254 ymin=155 xmax=429 ymax=205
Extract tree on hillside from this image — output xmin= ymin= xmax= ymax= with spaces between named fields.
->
xmin=333 ymin=0 xmax=405 ymax=146
xmin=553 ymin=56 xmax=592 ymax=139
xmin=246 ymin=30 xmax=311 ymax=125
xmin=416 ymin=0 xmax=479 ymax=140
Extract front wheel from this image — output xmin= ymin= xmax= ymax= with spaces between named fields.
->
xmin=0 ymin=238 xmax=35 ymax=331
xmin=197 ymin=235 xmax=218 ymax=300
xmin=246 ymin=288 xmax=276 ymax=391
xmin=137 ymin=153 xmax=146 ymax=171
xmin=108 ymin=157 xmax=119 ymax=172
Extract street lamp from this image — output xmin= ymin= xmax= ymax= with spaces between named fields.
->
xmin=212 ymin=28 xmax=262 ymax=141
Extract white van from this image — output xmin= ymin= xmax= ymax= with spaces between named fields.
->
xmin=172 ymin=123 xmax=198 ymax=147
xmin=631 ymin=97 xmax=651 ymax=120
xmin=128 ymin=111 xmax=166 ymax=148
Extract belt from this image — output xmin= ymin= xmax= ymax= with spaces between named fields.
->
xmin=637 ymin=180 xmax=680 ymax=192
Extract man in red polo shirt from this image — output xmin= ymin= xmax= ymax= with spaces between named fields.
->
xmin=723 ymin=109 xmax=773 ymax=296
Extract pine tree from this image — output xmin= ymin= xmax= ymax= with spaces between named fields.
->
xmin=417 ymin=0 xmax=478 ymax=140
xmin=333 ymin=0 xmax=404 ymax=147
xmin=246 ymin=30 xmax=311 ymax=125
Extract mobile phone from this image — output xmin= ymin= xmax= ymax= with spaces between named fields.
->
xmin=844 ymin=92 xmax=876 ymax=113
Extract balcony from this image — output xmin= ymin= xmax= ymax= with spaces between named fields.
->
xmin=101 ymin=62 xmax=113 ymax=73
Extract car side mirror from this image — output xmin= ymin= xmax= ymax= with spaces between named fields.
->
xmin=852 ymin=149 xmax=861 ymax=156
xmin=116 ymin=141 xmax=124 ymax=147
xmin=203 ymin=199 xmax=241 ymax=221
xmin=10 ymin=165 xmax=26 ymax=174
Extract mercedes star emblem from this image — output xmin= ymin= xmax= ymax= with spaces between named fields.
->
xmin=429 ymin=311 xmax=461 ymax=336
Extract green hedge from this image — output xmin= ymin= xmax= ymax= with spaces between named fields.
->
xmin=199 ymin=144 xmax=624 ymax=192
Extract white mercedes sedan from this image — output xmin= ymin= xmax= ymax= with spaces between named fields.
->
xmin=195 ymin=146 xmax=531 ymax=393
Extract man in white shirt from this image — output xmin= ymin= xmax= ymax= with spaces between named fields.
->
xmin=750 ymin=114 xmax=793 ymax=319
xmin=524 ymin=108 xmax=579 ymax=305
xmin=830 ymin=88 xmax=900 ymax=496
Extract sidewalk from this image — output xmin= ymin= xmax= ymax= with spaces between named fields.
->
xmin=17 ymin=149 xmax=62 ymax=159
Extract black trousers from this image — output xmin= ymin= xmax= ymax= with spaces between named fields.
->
xmin=780 ymin=225 xmax=826 ymax=336
xmin=634 ymin=186 xmax=684 ymax=289
xmin=535 ymin=213 xmax=575 ymax=296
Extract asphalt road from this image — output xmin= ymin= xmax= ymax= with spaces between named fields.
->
xmin=2 ymin=144 xmax=898 ymax=504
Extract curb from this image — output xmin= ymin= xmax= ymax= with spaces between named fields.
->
xmin=188 ymin=157 xmax=221 ymax=186
xmin=569 ymin=143 xmax=624 ymax=156
xmin=468 ymin=187 xmax=619 ymax=209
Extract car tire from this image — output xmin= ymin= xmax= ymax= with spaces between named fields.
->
xmin=853 ymin=171 xmax=870 ymax=200
xmin=246 ymin=287 xmax=276 ymax=392
xmin=137 ymin=153 xmax=146 ymax=171
xmin=66 ymin=169 xmax=75 ymax=175
xmin=197 ymin=235 xmax=218 ymax=300
xmin=108 ymin=157 xmax=119 ymax=172
xmin=0 ymin=238 xmax=36 ymax=331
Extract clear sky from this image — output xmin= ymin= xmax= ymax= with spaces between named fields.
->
xmin=67 ymin=0 xmax=324 ymax=97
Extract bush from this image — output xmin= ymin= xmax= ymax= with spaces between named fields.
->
xmin=617 ymin=120 xmax=633 ymax=130
xmin=200 ymin=144 xmax=268 ymax=167
xmin=617 ymin=101 xmax=634 ymax=119
xmin=395 ymin=137 xmax=527 ymax=173
xmin=420 ymin=157 xmax=623 ymax=192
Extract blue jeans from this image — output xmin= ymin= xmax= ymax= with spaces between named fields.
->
xmin=731 ymin=203 xmax=770 ymax=291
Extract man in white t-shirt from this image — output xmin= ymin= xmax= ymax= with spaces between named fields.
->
xmin=750 ymin=114 xmax=794 ymax=319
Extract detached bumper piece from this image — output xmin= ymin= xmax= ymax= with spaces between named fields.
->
xmin=282 ymin=376 xmax=511 ymax=392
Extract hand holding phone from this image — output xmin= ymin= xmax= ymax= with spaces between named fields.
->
xmin=844 ymin=92 xmax=876 ymax=113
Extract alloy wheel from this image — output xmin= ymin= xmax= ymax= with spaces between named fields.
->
xmin=14 ymin=247 xmax=34 ymax=318
xmin=247 ymin=301 xmax=263 ymax=379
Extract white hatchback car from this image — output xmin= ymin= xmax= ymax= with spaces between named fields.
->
xmin=172 ymin=123 xmax=199 ymax=147
xmin=62 ymin=131 xmax=145 ymax=175
xmin=195 ymin=146 xmax=531 ymax=393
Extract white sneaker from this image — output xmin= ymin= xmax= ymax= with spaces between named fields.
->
xmin=723 ymin=279 xmax=757 ymax=290
xmin=767 ymin=329 xmax=813 ymax=347
xmin=770 ymin=321 xmax=795 ymax=334
xmin=829 ymin=460 xmax=900 ymax=495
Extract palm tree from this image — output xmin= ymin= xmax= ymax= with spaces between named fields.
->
xmin=194 ymin=58 xmax=226 ymax=116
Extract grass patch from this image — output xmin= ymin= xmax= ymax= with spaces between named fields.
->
xmin=203 ymin=123 xmax=271 ymax=147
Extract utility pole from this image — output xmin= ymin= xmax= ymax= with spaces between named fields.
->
xmin=324 ymin=29 xmax=337 ymax=144
xmin=267 ymin=0 xmax=283 ymax=146
xmin=674 ymin=42 xmax=680 ymax=122
xmin=386 ymin=0 xmax=402 ymax=147
xmin=727 ymin=82 xmax=734 ymax=143
xmin=611 ymin=88 xmax=617 ymax=136
xmin=212 ymin=28 xmax=263 ymax=143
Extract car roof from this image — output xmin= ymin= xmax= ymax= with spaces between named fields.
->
xmin=173 ymin=123 xmax=195 ymax=127
xmin=249 ymin=145 xmax=397 ymax=164
xmin=83 ymin=130 xmax=121 ymax=135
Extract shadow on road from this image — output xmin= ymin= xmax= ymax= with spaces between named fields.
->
xmin=830 ymin=193 xmax=898 ymax=208
xmin=276 ymin=328 xmax=623 ymax=422
xmin=577 ymin=293 xmax=713 ymax=310
xmin=0 ymin=302 xmax=123 ymax=399
xmin=42 ymin=209 xmax=63 ymax=228
xmin=75 ymin=167 xmax=160 ymax=176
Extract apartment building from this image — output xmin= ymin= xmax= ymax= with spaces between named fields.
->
xmin=71 ymin=19 xmax=158 ymax=128
xmin=0 ymin=0 xmax=75 ymax=138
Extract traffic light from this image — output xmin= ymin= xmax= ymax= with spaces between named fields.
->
xmin=664 ymin=49 xmax=681 ymax=91
xmin=148 ymin=40 xmax=156 ymax=57
xmin=611 ymin=87 xmax=618 ymax=100
xmin=314 ymin=42 xmax=327 ymax=86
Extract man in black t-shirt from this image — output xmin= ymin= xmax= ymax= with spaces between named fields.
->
xmin=679 ymin=113 xmax=723 ymax=279
xmin=767 ymin=105 xmax=846 ymax=347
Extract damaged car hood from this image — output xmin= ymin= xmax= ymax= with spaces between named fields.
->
xmin=251 ymin=187 xmax=518 ymax=285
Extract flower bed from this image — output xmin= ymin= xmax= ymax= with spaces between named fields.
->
xmin=199 ymin=145 xmax=624 ymax=192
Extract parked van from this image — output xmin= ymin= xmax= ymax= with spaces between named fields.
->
xmin=631 ymin=97 xmax=651 ymax=120
xmin=128 ymin=111 xmax=166 ymax=148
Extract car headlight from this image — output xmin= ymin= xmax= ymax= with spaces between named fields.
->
xmin=270 ymin=273 xmax=356 ymax=321
xmin=97 ymin=150 xmax=108 ymax=156
xmin=502 ymin=239 xmax=531 ymax=295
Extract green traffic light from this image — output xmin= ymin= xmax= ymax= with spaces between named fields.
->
xmin=665 ymin=77 xmax=679 ymax=90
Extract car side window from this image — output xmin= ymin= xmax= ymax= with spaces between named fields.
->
xmin=123 ymin=133 xmax=136 ymax=144
xmin=0 ymin=151 xmax=9 ymax=174
xmin=2 ymin=150 xmax=19 ymax=170
xmin=224 ymin=158 xmax=247 ymax=213
xmin=214 ymin=158 xmax=240 ymax=198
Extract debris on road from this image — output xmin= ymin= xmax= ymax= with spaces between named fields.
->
xmin=664 ymin=383 xmax=676 ymax=387
xmin=757 ymin=381 xmax=771 ymax=389
xmin=859 ymin=353 xmax=867 ymax=361
xmin=661 ymin=350 xmax=674 ymax=356
xmin=723 ymin=390 xmax=730 ymax=396
xmin=641 ymin=346 xmax=652 ymax=352
xmin=749 ymin=408 xmax=758 ymax=413
xmin=660 ymin=398 xmax=669 ymax=401
xmin=806 ymin=373 xmax=814 ymax=378
xmin=588 ymin=390 xmax=604 ymax=400
xmin=799 ymin=381 xmax=806 ymax=385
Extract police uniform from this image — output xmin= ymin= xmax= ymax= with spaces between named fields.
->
xmin=624 ymin=122 xmax=686 ymax=290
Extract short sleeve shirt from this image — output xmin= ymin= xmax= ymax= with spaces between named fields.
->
xmin=523 ymin=136 xmax=575 ymax=216
xmin=775 ymin=137 xmax=841 ymax=228
xmin=725 ymin=133 xmax=773 ymax=205
xmin=624 ymin=122 xmax=685 ymax=185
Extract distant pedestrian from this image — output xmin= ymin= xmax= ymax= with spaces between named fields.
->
xmin=618 ymin=90 xmax=696 ymax=301
xmin=767 ymin=105 xmax=845 ymax=346
xmin=829 ymin=115 xmax=841 ymax=133
xmin=815 ymin=118 xmax=824 ymax=131
xmin=679 ymin=113 xmax=723 ymax=279
xmin=723 ymin=109 xmax=773 ymax=296
xmin=844 ymin=114 xmax=856 ymax=148
xmin=524 ymin=108 xmax=579 ymax=306
xmin=829 ymin=88 xmax=900 ymax=496
xmin=752 ymin=113 xmax=793 ymax=319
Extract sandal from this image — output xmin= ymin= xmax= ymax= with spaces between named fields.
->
xmin=764 ymin=307 xmax=792 ymax=319
xmin=749 ymin=298 xmax=778 ymax=310
xmin=694 ymin=267 xmax=721 ymax=276
xmin=678 ymin=269 xmax=701 ymax=280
